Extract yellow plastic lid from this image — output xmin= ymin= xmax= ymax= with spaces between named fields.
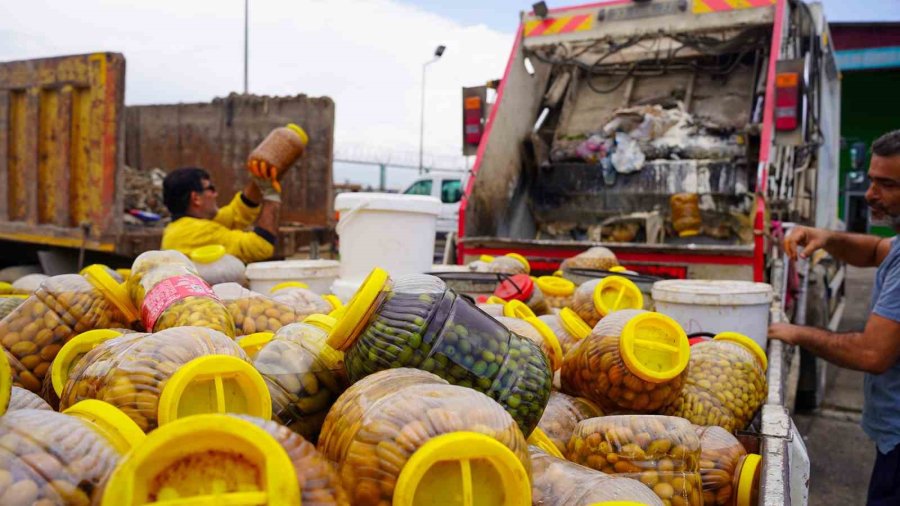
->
xmin=524 ymin=317 xmax=563 ymax=371
xmin=323 ymin=294 xmax=343 ymax=311
xmin=503 ymin=299 xmax=536 ymax=319
xmin=552 ymin=270 xmax=564 ymax=277
xmin=559 ymin=308 xmax=592 ymax=340
xmin=327 ymin=267 xmax=389 ymax=351
xmin=479 ymin=255 xmax=496 ymax=263
xmin=116 ymin=268 xmax=132 ymax=281
xmin=302 ymin=315 xmax=344 ymax=370
xmin=0 ymin=348 xmax=10 ymax=416
xmin=588 ymin=503 xmax=649 ymax=506
xmin=157 ymin=355 xmax=272 ymax=426
xmin=609 ymin=266 xmax=627 ymax=273
xmin=505 ymin=253 xmax=531 ymax=274
xmin=286 ymin=123 xmax=309 ymax=147
xmin=592 ymin=275 xmax=644 ymax=317
xmin=678 ymin=229 xmax=701 ymax=237
xmin=82 ymin=265 xmax=140 ymax=323
xmin=486 ymin=295 xmax=507 ymax=305
xmin=304 ymin=313 xmax=337 ymax=333
xmin=269 ymin=281 xmax=309 ymax=293
xmin=535 ymin=276 xmax=575 ymax=297
xmin=715 ymin=332 xmax=768 ymax=372
xmin=0 ymin=281 xmax=12 ymax=293
xmin=394 ymin=432 xmax=531 ymax=506
xmin=237 ymin=332 xmax=275 ymax=357
xmin=52 ymin=329 xmax=123 ymax=396
xmin=63 ymin=400 xmax=146 ymax=454
xmin=190 ymin=244 xmax=227 ymax=264
xmin=735 ymin=453 xmax=762 ymax=506
xmin=0 ymin=294 xmax=27 ymax=300
xmin=619 ymin=312 xmax=690 ymax=383
xmin=527 ymin=427 xmax=565 ymax=459
xmin=101 ymin=414 xmax=299 ymax=506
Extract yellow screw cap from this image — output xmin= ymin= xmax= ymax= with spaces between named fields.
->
xmin=505 ymin=253 xmax=531 ymax=274
xmin=714 ymin=331 xmax=768 ymax=372
xmin=270 ymin=281 xmax=309 ymax=293
xmin=82 ymin=265 xmax=140 ymax=324
xmin=0 ymin=281 xmax=12 ymax=294
xmin=479 ymin=255 xmax=496 ymax=263
xmin=64 ymin=400 xmax=146 ymax=454
xmin=237 ymin=332 xmax=275 ymax=358
xmin=323 ymin=294 xmax=343 ymax=311
xmin=678 ymin=229 xmax=701 ymax=237
xmin=0 ymin=294 xmax=27 ymax=300
xmin=535 ymin=276 xmax=575 ymax=297
xmin=609 ymin=266 xmax=627 ymax=273
xmin=559 ymin=308 xmax=592 ymax=341
xmin=52 ymin=329 xmax=123 ymax=397
xmin=286 ymin=123 xmax=309 ymax=147
xmin=116 ymin=268 xmax=132 ymax=281
xmin=619 ymin=312 xmax=689 ymax=383
xmin=327 ymin=268 xmax=390 ymax=351
xmin=304 ymin=313 xmax=337 ymax=333
xmin=393 ymin=432 xmax=531 ymax=506
xmin=524 ymin=317 xmax=563 ymax=371
xmin=486 ymin=295 xmax=507 ymax=305
xmin=157 ymin=355 xmax=272 ymax=426
xmin=735 ymin=453 xmax=762 ymax=506
xmin=527 ymin=427 xmax=564 ymax=459
xmin=503 ymin=299 xmax=536 ymax=319
xmin=0 ymin=348 xmax=10 ymax=416
xmin=101 ymin=414 xmax=299 ymax=506
xmin=593 ymin=275 xmax=644 ymax=317
xmin=190 ymin=244 xmax=227 ymax=264
xmin=552 ymin=270 xmax=564 ymax=277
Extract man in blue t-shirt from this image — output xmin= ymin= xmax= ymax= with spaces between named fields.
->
xmin=769 ymin=129 xmax=900 ymax=506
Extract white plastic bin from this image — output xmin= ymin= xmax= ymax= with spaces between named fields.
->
xmin=333 ymin=192 xmax=441 ymax=285
xmin=651 ymin=279 xmax=773 ymax=349
xmin=245 ymin=259 xmax=340 ymax=294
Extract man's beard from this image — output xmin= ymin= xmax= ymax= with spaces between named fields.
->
xmin=868 ymin=202 xmax=900 ymax=230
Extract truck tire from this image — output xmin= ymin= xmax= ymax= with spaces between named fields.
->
xmin=795 ymin=263 xmax=829 ymax=412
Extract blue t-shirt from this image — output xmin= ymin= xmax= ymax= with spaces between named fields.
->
xmin=863 ymin=237 xmax=900 ymax=454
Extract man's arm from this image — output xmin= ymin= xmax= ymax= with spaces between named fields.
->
xmin=785 ymin=226 xmax=892 ymax=267
xmin=769 ymin=314 xmax=900 ymax=374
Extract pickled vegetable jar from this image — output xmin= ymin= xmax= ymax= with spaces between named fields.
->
xmin=495 ymin=316 xmax=563 ymax=371
xmin=270 ymin=281 xmax=336 ymax=317
xmin=469 ymin=253 xmax=531 ymax=275
xmin=0 ymin=266 xmax=138 ymax=393
xmin=537 ymin=391 xmax=604 ymax=454
xmin=695 ymin=425 xmax=761 ymax=506
xmin=671 ymin=193 xmax=702 ymax=238
xmin=571 ymin=275 xmax=644 ymax=327
xmin=214 ymin=282 xmax=306 ymax=336
xmin=241 ymin=315 xmax=348 ymax=443
xmin=567 ymin=415 xmax=703 ymax=506
xmin=538 ymin=307 xmax=592 ymax=356
xmin=536 ymin=275 xmax=576 ymax=310
xmin=560 ymin=247 xmax=620 ymax=272
xmin=318 ymin=368 xmax=531 ymax=506
xmin=492 ymin=274 xmax=550 ymax=316
xmin=59 ymin=326 xmax=271 ymax=431
xmin=531 ymin=446 xmax=664 ymax=506
xmin=127 ymin=250 xmax=235 ymax=337
xmin=190 ymin=244 xmax=247 ymax=285
xmin=663 ymin=332 xmax=768 ymax=432
xmin=9 ymin=386 xmax=51 ymax=412
xmin=327 ymin=268 xmax=553 ymax=434
xmin=561 ymin=310 xmax=689 ymax=412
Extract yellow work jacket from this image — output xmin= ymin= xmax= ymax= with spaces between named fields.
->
xmin=161 ymin=193 xmax=275 ymax=263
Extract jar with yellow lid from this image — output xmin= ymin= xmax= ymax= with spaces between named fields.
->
xmin=695 ymin=425 xmax=761 ymax=506
xmin=248 ymin=123 xmax=309 ymax=193
xmin=126 ymin=250 xmax=235 ymax=337
xmin=560 ymin=247 xmax=620 ymax=272
xmin=561 ymin=310 xmax=689 ymax=412
xmin=469 ymin=253 xmax=531 ymax=275
xmin=536 ymin=276 xmax=576 ymax=310
xmin=0 ymin=266 xmax=139 ymax=393
xmin=318 ymin=368 xmax=531 ymax=506
xmin=240 ymin=316 xmax=348 ymax=443
xmin=0 ymin=400 xmax=145 ymax=505
xmin=537 ymin=391 xmax=604 ymax=454
xmin=213 ymin=282 xmax=306 ymax=336
xmin=571 ymin=275 xmax=644 ymax=327
xmin=495 ymin=316 xmax=564 ymax=371
xmin=567 ymin=415 xmax=703 ymax=506
xmin=538 ymin=307 xmax=592 ymax=356
xmin=190 ymin=244 xmax=247 ymax=286
xmin=671 ymin=193 xmax=702 ymax=238
xmin=663 ymin=332 xmax=768 ymax=432
xmin=270 ymin=281 xmax=337 ymax=316
xmin=326 ymin=269 xmax=553 ymax=434
xmin=59 ymin=326 xmax=271 ymax=431
xmin=530 ymin=446 xmax=664 ymax=506
xmin=492 ymin=274 xmax=550 ymax=316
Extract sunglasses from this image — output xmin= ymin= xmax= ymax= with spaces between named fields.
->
xmin=199 ymin=184 xmax=216 ymax=194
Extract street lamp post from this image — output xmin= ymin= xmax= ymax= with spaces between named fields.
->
xmin=419 ymin=45 xmax=446 ymax=175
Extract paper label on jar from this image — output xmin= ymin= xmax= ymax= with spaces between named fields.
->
xmin=141 ymin=274 xmax=219 ymax=330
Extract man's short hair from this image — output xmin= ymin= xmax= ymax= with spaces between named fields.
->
xmin=872 ymin=130 xmax=900 ymax=158
xmin=163 ymin=167 xmax=210 ymax=218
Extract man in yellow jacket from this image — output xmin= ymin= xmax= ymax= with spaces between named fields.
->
xmin=160 ymin=167 xmax=283 ymax=263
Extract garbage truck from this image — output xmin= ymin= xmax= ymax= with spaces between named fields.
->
xmin=456 ymin=0 xmax=844 ymax=502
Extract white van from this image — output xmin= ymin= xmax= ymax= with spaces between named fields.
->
xmin=402 ymin=172 xmax=466 ymax=234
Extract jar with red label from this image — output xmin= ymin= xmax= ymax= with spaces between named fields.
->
xmin=126 ymin=250 xmax=235 ymax=337
xmin=493 ymin=274 xmax=550 ymax=316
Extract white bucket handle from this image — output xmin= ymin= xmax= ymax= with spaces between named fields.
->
xmin=335 ymin=201 xmax=371 ymax=236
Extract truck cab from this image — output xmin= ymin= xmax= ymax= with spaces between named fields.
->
xmin=403 ymin=172 xmax=467 ymax=234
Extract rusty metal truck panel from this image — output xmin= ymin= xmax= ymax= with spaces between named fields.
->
xmin=0 ymin=53 xmax=125 ymax=252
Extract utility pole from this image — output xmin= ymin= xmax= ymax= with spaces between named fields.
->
xmin=419 ymin=45 xmax=446 ymax=175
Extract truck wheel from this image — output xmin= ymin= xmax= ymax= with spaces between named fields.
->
xmin=795 ymin=263 xmax=829 ymax=412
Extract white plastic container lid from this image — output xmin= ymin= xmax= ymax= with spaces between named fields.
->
xmin=245 ymin=259 xmax=339 ymax=280
xmin=652 ymin=280 xmax=773 ymax=306
xmin=335 ymin=192 xmax=441 ymax=215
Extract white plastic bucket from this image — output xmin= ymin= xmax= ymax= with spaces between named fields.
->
xmin=334 ymin=193 xmax=441 ymax=285
xmin=651 ymin=279 xmax=773 ymax=349
xmin=245 ymin=259 xmax=340 ymax=294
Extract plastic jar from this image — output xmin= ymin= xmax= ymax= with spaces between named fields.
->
xmin=59 ymin=326 xmax=271 ymax=431
xmin=318 ymin=368 xmax=531 ymax=506
xmin=536 ymin=276 xmax=576 ymax=310
xmin=671 ymin=193 xmax=702 ymax=238
xmin=495 ymin=316 xmax=564 ymax=371
xmin=190 ymin=244 xmax=247 ymax=286
xmin=248 ymin=123 xmax=309 ymax=177
xmin=0 ymin=267 xmax=138 ymax=392
xmin=695 ymin=425 xmax=762 ymax=506
xmin=561 ymin=309 xmax=689 ymax=412
xmin=10 ymin=273 xmax=49 ymax=295
xmin=538 ymin=307 xmax=592 ymax=356
xmin=567 ymin=415 xmax=703 ymax=506
xmin=127 ymin=250 xmax=235 ymax=337
xmin=239 ymin=315 xmax=348 ymax=443
xmin=537 ymin=391 xmax=604 ymax=454
xmin=560 ymin=247 xmax=620 ymax=272
xmin=531 ymin=446 xmax=664 ymax=506
xmin=270 ymin=281 xmax=336 ymax=317
xmin=9 ymin=386 xmax=51 ymax=411
xmin=663 ymin=332 xmax=768 ymax=432
xmin=493 ymin=274 xmax=550 ymax=316
xmin=469 ymin=253 xmax=531 ymax=275
xmin=571 ymin=275 xmax=644 ymax=327
xmin=0 ymin=295 xmax=25 ymax=320
xmin=327 ymin=269 xmax=553 ymax=434
xmin=214 ymin=282 xmax=306 ymax=336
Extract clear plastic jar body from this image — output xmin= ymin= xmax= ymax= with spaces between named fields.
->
xmin=537 ymin=391 xmax=604 ymax=454
xmin=271 ymin=286 xmax=333 ymax=317
xmin=695 ymin=425 xmax=754 ymax=506
xmin=560 ymin=247 xmax=619 ymax=272
xmin=214 ymin=283 xmax=305 ymax=336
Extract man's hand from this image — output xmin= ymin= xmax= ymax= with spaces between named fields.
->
xmin=768 ymin=322 xmax=801 ymax=345
xmin=249 ymin=160 xmax=286 ymax=193
xmin=784 ymin=226 xmax=833 ymax=261
xmin=252 ymin=175 xmax=281 ymax=203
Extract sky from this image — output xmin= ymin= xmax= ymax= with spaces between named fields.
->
xmin=1 ymin=0 xmax=897 ymax=190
